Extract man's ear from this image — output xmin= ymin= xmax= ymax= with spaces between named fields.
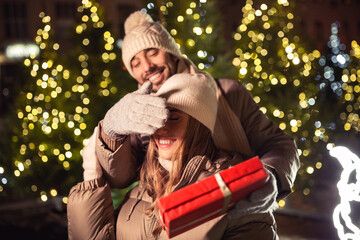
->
xmin=169 ymin=53 xmax=179 ymax=63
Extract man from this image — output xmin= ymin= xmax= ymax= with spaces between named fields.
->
xmin=83 ymin=11 xmax=299 ymax=201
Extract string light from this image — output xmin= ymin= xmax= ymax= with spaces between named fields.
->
xmin=329 ymin=146 xmax=360 ymax=240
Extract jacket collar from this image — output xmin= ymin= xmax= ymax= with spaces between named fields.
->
xmin=172 ymin=155 xmax=209 ymax=192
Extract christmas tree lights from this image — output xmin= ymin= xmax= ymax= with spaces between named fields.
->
xmin=9 ymin=12 xmax=83 ymax=202
xmin=308 ymin=22 xmax=349 ymax=150
xmin=233 ymin=0 xmax=322 ymax=200
xmin=312 ymin=22 xmax=359 ymax=168
xmin=341 ymin=40 xmax=360 ymax=133
xmin=144 ymin=0 xmax=234 ymax=78
xmin=1 ymin=0 xmax=135 ymax=201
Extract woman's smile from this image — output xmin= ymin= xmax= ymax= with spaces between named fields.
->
xmin=154 ymin=109 xmax=189 ymax=159
xmin=157 ymin=137 xmax=177 ymax=147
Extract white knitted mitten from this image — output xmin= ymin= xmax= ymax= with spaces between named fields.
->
xmin=103 ymin=82 xmax=169 ymax=137
xmin=82 ymin=127 xmax=102 ymax=181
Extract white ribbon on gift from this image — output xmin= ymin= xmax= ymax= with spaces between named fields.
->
xmin=214 ymin=172 xmax=232 ymax=213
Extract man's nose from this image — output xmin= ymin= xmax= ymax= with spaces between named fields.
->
xmin=143 ymin=57 xmax=154 ymax=72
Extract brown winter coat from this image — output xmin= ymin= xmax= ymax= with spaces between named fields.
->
xmin=68 ymin=152 xmax=279 ymax=240
xmin=96 ymin=78 xmax=299 ymax=199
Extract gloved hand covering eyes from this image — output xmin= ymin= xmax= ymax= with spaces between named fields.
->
xmin=103 ymin=81 xmax=169 ymax=137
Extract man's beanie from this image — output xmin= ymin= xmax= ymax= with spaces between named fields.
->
xmin=155 ymin=73 xmax=218 ymax=133
xmin=122 ymin=11 xmax=182 ymax=77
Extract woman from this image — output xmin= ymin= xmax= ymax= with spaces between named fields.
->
xmin=67 ymin=73 xmax=279 ymax=239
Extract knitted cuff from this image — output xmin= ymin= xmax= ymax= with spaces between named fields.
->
xmin=83 ymin=169 xmax=103 ymax=182
xmin=99 ymin=121 xmax=127 ymax=151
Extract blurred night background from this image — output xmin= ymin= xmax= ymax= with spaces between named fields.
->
xmin=0 ymin=0 xmax=360 ymax=239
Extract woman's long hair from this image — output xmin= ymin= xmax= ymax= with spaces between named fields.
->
xmin=139 ymin=115 xmax=216 ymax=235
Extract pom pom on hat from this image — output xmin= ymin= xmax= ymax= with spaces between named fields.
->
xmin=124 ymin=11 xmax=153 ymax=35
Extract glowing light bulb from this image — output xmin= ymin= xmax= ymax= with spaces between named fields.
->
xmin=193 ymin=27 xmax=203 ymax=35
xmin=239 ymin=68 xmax=247 ymax=75
xmin=290 ymin=119 xmax=297 ymax=126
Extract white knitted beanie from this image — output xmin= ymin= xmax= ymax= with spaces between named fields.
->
xmin=155 ymin=73 xmax=218 ymax=133
xmin=122 ymin=11 xmax=182 ymax=77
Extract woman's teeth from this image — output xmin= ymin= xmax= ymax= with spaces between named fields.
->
xmin=159 ymin=139 xmax=173 ymax=145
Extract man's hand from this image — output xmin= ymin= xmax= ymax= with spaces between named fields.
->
xmin=229 ymin=167 xmax=279 ymax=217
xmin=103 ymin=82 xmax=169 ymax=137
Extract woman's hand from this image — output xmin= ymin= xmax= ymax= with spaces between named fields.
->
xmin=82 ymin=127 xmax=103 ymax=181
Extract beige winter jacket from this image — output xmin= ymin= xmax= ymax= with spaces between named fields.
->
xmin=68 ymin=152 xmax=279 ymax=239
xmin=96 ymin=78 xmax=299 ymax=199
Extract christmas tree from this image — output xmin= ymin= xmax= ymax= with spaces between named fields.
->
xmin=341 ymin=40 xmax=360 ymax=133
xmin=1 ymin=0 xmax=135 ymax=201
xmin=144 ymin=0 xmax=234 ymax=78
xmin=313 ymin=22 xmax=350 ymax=138
xmin=5 ymin=13 xmax=83 ymax=201
xmin=306 ymin=22 xmax=360 ymax=216
xmin=68 ymin=0 xmax=136 ymax=126
xmin=231 ymin=0 xmax=324 ymax=206
xmin=311 ymin=22 xmax=360 ymax=151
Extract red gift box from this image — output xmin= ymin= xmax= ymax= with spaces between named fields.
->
xmin=157 ymin=156 xmax=268 ymax=238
